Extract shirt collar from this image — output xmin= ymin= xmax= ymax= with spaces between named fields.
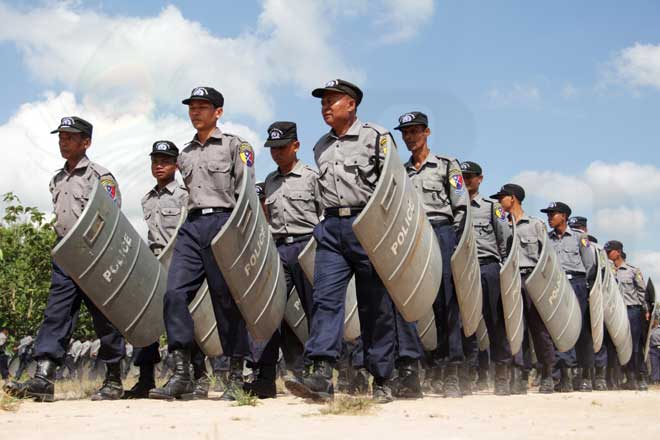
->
xmin=62 ymin=156 xmax=90 ymax=175
xmin=277 ymin=160 xmax=304 ymax=177
xmin=549 ymin=227 xmax=574 ymax=239
xmin=471 ymin=193 xmax=483 ymax=207
xmin=329 ymin=118 xmax=362 ymax=140
xmin=404 ymin=151 xmax=440 ymax=171
xmin=151 ymin=179 xmax=179 ymax=195
xmin=190 ymin=127 xmax=223 ymax=146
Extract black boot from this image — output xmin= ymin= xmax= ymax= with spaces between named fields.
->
xmin=638 ymin=373 xmax=649 ymax=391
xmin=555 ymin=368 xmax=573 ymax=393
xmin=243 ymin=364 xmax=277 ymax=399
xmin=148 ymin=349 xmax=194 ymax=400
xmin=285 ymin=359 xmax=334 ymax=402
xmin=622 ymin=369 xmax=639 ymax=391
xmin=91 ymin=362 xmax=123 ymax=401
xmin=220 ymin=357 xmax=245 ymax=401
xmin=477 ymin=366 xmax=489 ymax=391
xmin=336 ymin=364 xmax=350 ymax=393
xmin=3 ymin=358 xmax=56 ymax=402
xmin=494 ymin=363 xmax=510 ymax=396
xmin=122 ymin=364 xmax=155 ymax=399
xmin=349 ymin=367 xmax=370 ymax=395
xmin=459 ymin=363 xmax=473 ymax=396
xmin=593 ymin=367 xmax=607 ymax=391
xmin=510 ymin=365 xmax=527 ymax=395
xmin=372 ymin=378 xmax=394 ymax=404
xmin=571 ymin=368 xmax=582 ymax=391
xmin=392 ymin=362 xmax=422 ymax=398
xmin=578 ymin=368 xmax=593 ymax=392
xmin=538 ymin=366 xmax=554 ymax=394
xmin=442 ymin=364 xmax=462 ymax=398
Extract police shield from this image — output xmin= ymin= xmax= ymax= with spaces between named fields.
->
xmin=476 ymin=317 xmax=490 ymax=352
xmin=524 ymin=225 xmax=582 ymax=352
xmin=450 ymin=205 xmax=483 ymax=337
xmin=589 ymin=248 xmax=605 ymax=353
xmin=499 ymin=217 xmax=524 ymax=355
xmin=158 ymin=218 xmax=223 ymax=357
xmin=52 ymin=182 xmax=165 ymax=347
xmin=417 ymin=310 xmax=437 ymax=351
xmin=644 ymin=279 xmax=656 ymax=361
xmin=284 ymin=287 xmax=309 ymax=344
xmin=298 ymin=237 xmax=361 ymax=341
xmin=352 ymin=146 xmax=441 ymax=322
xmin=601 ymin=251 xmax=633 ymax=365
xmin=211 ymin=166 xmax=287 ymax=342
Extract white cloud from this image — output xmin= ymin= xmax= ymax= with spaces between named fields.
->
xmin=608 ymin=42 xmax=660 ymax=91
xmin=488 ymin=84 xmax=540 ymax=105
xmin=593 ymin=207 xmax=647 ymax=243
xmin=512 ymin=170 xmax=594 ymax=209
xmin=635 ymin=251 xmax=660 ymax=287
xmin=374 ymin=0 xmax=435 ymax=43
xmin=584 ymin=161 xmax=660 ymax=202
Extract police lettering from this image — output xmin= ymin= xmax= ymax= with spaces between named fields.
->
xmin=390 ymin=199 xmax=415 ymax=256
xmin=244 ymin=225 xmax=266 ymax=277
xmin=103 ymin=233 xmax=133 ymax=283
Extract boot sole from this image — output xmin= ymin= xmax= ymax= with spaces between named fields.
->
xmin=148 ymin=392 xmax=194 ymax=401
xmin=284 ymin=380 xmax=332 ymax=402
xmin=28 ymin=392 xmax=55 ymax=403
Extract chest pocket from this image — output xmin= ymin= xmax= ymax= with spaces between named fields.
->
xmin=519 ymin=235 xmax=539 ymax=256
xmin=343 ymin=154 xmax=371 ymax=183
xmin=51 ymin=188 xmax=61 ymax=205
xmin=207 ymin=161 xmax=231 ymax=190
xmin=287 ymin=191 xmax=315 ymax=212
xmin=161 ymin=207 xmax=181 ymax=217
xmin=473 ymin=217 xmax=493 ymax=236
xmin=265 ymin=195 xmax=279 ymax=221
xmin=71 ymin=188 xmax=89 ymax=217
xmin=421 ymin=181 xmax=448 ymax=206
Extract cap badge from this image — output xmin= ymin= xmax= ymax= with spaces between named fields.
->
xmin=192 ymin=87 xmax=208 ymax=96
xmin=155 ymin=142 xmax=169 ymax=151
xmin=399 ymin=113 xmax=415 ymax=124
xmin=61 ymin=117 xmax=74 ymax=126
xmin=269 ymin=128 xmax=283 ymax=140
xmin=325 ymin=80 xmax=339 ymax=87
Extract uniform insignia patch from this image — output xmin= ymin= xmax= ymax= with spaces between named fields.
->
xmin=495 ymin=206 xmax=507 ymax=222
xmin=325 ymin=79 xmax=339 ymax=87
xmin=581 ymin=237 xmax=589 ymax=248
xmin=192 ymin=87 xmax=208 ymax=96
xmin=399 ymin=113 xmax=415 ymax=124
xmin=155 ymin=142 xmax=169 ymax=151
xmin=100 ymin=178 xmax=117 ymax=200
xmin=379 ymin=136 xmax=388 ymax=155
xmin=449 ymin=171 xmax=464 ymax=192
xmin=239 ymin=143 xmax=254 ymax=167
xmin=269 ymin=128 xmax=283 ymax=140
xmin=61 ymin=117 xmax=74 ymax=126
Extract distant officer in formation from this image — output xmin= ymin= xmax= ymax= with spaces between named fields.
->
xmin=4 ymin=117 xmax=126 ymax=402
xmin=396 ymin=111 xmax=468 ymax=398
xmin=604 ymin=240 xmax=649 ymax=390
xmin=649 ymin=318 xmax=660 ymax=384
xmin=285 ymin=79 xmax=397 ymax=403
xmin=493 ymin=184 xmax=556 ymax=393
xmin=248 ymin=121 xmax=321 ymax=398
xmin=461 ymin=161 xmax=517 ymax=395
xmin=149 ymin=87 xmax=255 ymax=401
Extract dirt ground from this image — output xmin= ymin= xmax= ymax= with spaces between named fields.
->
xmin=2 ymin=387 xmax=659 ymax=440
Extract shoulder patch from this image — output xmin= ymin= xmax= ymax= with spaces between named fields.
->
xmin=379 ymin=135 xmax=388 ymax=155
xmin=448 ymin=168 xmax=465 ymax=193
xmin=100 ymin=177 xmax=118 ymax=200
xmin=494 ymin=204 xmax=507 ymax=222
xmin=239 ymin=143 xmax=254 ymax=167
xmin=581 ymin=237 xmax=590 ymax=248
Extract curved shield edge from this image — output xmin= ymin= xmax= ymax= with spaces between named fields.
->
xmin=499 ymin=218 xmax=524 ymax=355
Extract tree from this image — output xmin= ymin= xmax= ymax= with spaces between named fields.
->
xmin=0 ymin=193 xmax=95 ymax=348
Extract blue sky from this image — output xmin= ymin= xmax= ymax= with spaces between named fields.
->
xmin=1 ymin=1 xmax=659 ymax=278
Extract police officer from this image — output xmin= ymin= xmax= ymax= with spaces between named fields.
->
xmin=246 ymin=121 xmax=321 ymax=398
xmin=461 ymin=161 xmax=515 ymax=395
xmin=149 ymin=87 xmax=254 ymax=401
xmin=568 ymin=216 xmax=609 ymax=391
xmin=541 ymin=202 xmax=596 ymax=392
xmin=285 ymin=79 xmax=397 ymax=403
xmin=649 ymin=318 xmax=660 ymax=384
xmin=3 ymin=116 xmax=126 ymax=402
xmin=603 ymin=240 xmax=649 ymax=390
xmin=492 ymin=184 xmax=556 ymax=393
xmin=394 ymin=111 xmax=468 ymax=398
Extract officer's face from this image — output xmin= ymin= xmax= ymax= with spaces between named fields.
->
xmin=58 ymin=132 xmax=90 ymax=161
xmin=498 ymin=195 xmax=514 ymax=211
xmin=270 ymin=141 xmax=299 ymax=169
xmin=400 ymin=125 xmax=430 ymax=153
xmin=464 ymin=174 xmax=483 ymax=193
xmin=546 ymin=211 xmax=566 ymax=228
xmin=151 ymin=155 xmax=177 ymax=181
xmin=321 ymin=92 xmax=355 ymax=127
xmin=606 ymin=249 xmax=620 ymax=261
xmin=188 ymin=100 xmax=223 ymax=131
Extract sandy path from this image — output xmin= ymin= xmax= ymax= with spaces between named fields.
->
xmin=2 ymin=390 xmax=659 ymax=440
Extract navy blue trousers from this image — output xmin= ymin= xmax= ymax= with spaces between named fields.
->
xmin=428 ymin=223 xmax=464 ymax=364
xmin=164 ymin=212 xmax=248 ymax=357
xmin=33 ymin=261 xmax=125 ymax=365
xmin=394 ymin=309 xmax=423 ymax=364
xmin=626 ymin=306 xmax=644 ymax=374
xmin=650 ymin=345 xmax=660 ymax=381
xmin=304 ymin=216 xmax=396 ymax=381
xmin=480 ymin=261 xmax=512 ymax=364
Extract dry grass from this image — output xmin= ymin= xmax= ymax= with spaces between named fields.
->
xmin=230 ymin=385 xmax=260 ymax=407
xmin=0 ymin=390 xmax=22 ymax=412
xmin=317 ymin=396 xmax=376 ymax=416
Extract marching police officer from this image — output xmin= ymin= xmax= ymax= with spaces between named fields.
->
xmin=149 ymin=87 xmax=255 ymax=401
xmin=604 ymin=240 xmax=649 ymax=390
xmin=541 ymin=202 xmax=596 ymax=392
xmin=396 ymin=111 xmax=468 ymax=398
xmin=4 ymin=116 xmax=126 ymax=402
xmin=461 ymin=161 xmax=516 ymax=395
xmin=246 ymin=121 xmax=321 ymax=399
xmin=493 ymin=184 xmax=556 ymax=393
xmin=285 ymin=79 xmax=397 ymax=403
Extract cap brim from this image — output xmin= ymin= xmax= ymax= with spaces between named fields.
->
xmin=149 ymin=151 xmax=178 ymax=157
xmin=311 ymin=87 xmax=351 ymax=99
xmin=489 ymin=191 xmax=508 ymax=199
xmin=51 ymin=127 xmax=83 ymax=134
xmin=182 ymin=96 xmax=213 ymax=105
xmin=394 ymin=121 xmax=427 ymax=131
xmin=264 ymin=138 xmax=295 ymax=148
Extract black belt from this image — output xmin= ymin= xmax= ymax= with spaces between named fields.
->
xmin=276 ymin=234 xmax=312 ymax=246
xmin=520 ymin=267 xmax=534 ymax=275
xmin=324 ymin=206 xmax=364 ymax=217
xmin=566 ymin=272 xmax=585 ymax=280
xmin=429 ymin=218 xmax=451 ymax=226
xmin=479 ymin=256 xmax=500 ymax=265
xmin=188 ymin=207 xmax=232 ymax=216
xmin=627 ymin=305 xmax=643 ymax=310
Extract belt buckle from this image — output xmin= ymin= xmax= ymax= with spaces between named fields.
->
xmin=566 ymin=274 xmax=573 ymax=280
xmin=338 ymin=207 xmax=351 ymax=217
xmin=201 ymin=208 xmax=214 ymax=215
xmin=285 ymin=236 xmax=294 ymax=244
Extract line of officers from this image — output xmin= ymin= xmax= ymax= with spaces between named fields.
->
xmin=4 ymin=79 xmax=653 ymax=404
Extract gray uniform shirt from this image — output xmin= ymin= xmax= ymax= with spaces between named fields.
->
xmin=404 ymin=153 xmax=468 ymax=233
xmin=471 ymin=194 xmax=510 ymax=261
xmin=264 ymin=160 xmax=321 ymax=239
xmin=650 ymin=326 xmax=660 ymax=348
xmin=313 ymin=118 xmax=391 ymax=210
xmin=615 ymin=262 xmax=647 ymax=309
xmin=548 ymin=227 xmax=596 ymax=279
xmin=141 ymin=180 xmax=188 ymax=254
xmin=515 ymin=213 xmax=546 ymax=270
xmin=178 ymin=127 xmax=255 ymax=210
xmin=49 ymin=156 xmax=121 ymax=238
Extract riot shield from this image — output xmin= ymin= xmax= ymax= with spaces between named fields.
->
xmin=524 ymin=225 xmax=581 ymax=352
xmin=589 ymin=247 xmax=604 ymax=353
xmin=500 ymin=217 xmax=524 ymax=355
xmin=601 ymin=250 xmax=633 ymax=365
xmin=476 ymin=317 xmax=490 ymax=352
xmin=451 ymin=206 xmax=483 ymax=337
xmin=352 ymin=147 xmax=441 ymax=322
xmin=284 ymin=286 xmax=309 ymax=344
xmin=644 ymin=279 xmax=657 ymax=362
xmin=211 ymin=166 xmax=287 ymax=342
xmin=52 ymin=182 xmax=165 ymax=347
xmin=417 ymin=309 xmax=437 ymax=351
xmin=298 ymin=237 xmax=361 ymax=342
